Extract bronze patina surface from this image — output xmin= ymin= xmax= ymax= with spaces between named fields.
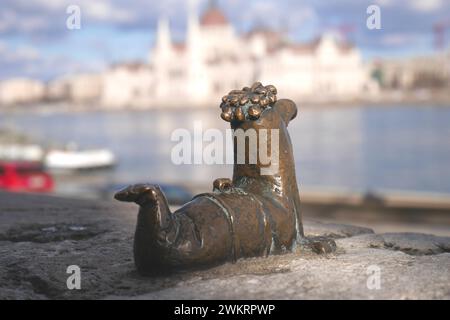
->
xmin=115 ymin=83 xmax=331 ymax=275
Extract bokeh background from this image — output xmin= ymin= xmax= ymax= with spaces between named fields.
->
xmin=1 ymin=0 xmax=450 ymax=236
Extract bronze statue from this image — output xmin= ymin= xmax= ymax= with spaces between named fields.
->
xmin=115 ymin=83 xmax=324 ymax=275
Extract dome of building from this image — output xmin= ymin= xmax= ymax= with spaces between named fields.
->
xmin=200 ymin=5 xmax=228 ymax=26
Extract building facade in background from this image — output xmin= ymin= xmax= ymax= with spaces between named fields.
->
xmin=0 ymin=78 xmax=45 ymax=105
xmin=101 ymin=63 xmax=154 ymax=108
xmin=0 ymin=2 xmax=377 ymax=108
xmin=375 ymin=51 xmax=450 ymax=90
xmin=142 ymin=3 xmax=375 ymax=107
xmin=47 ymin=73 xmax=103 ymax=104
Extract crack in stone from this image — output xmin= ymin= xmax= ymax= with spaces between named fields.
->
xmin=383 ymin=242 xmax=450 ymax=256
xmin=6 ymin=266 xmax=63 ymax=299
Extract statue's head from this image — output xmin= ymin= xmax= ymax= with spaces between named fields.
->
xmin=220 ymin=83 xmax=298 ymax=177
xmin=219 ymin=82 xmax=297 ymax=130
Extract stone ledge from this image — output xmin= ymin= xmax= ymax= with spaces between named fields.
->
xmin=0 ymin=192 xmax=449 ymax=300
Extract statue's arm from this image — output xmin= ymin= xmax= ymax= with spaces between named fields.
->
xmin=274 ymin=99 xmax=298 ymax=125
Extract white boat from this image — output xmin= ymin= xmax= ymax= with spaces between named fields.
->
xmin=1 ymin=129 xmax=116 ymax=170
xmin=45 ymin=148 xmax=116 ymax=170
xmin=0 ymin=144 xmax=44 ymax=161
xmin=0 ymin=128 xmax=45 ymax=161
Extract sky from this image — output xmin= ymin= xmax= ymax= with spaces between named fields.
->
xmin=0 ymin=0 xmax=449 ymax=81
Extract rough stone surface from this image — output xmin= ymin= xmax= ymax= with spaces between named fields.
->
xmin=303 ymin=220 xmax=374 ymax=239
xmin=0 ymin=192 xmax=449 ymax=300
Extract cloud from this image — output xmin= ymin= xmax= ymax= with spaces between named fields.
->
xmin=0 ymin=43 xmax=42 ymax=79
xmin=0 ymin=0 xmax=153 ymax=37
xmin=410 ymin=0 xmax=443 ymax=13
xmin=81 ymin=2 xmax=136 ymax=23
xmin=380 ymin=33 xmax=418 ymax=46
xmin=374 ymin=0 xmax=393 ymax=6
xmin=0 ymin=43 xmax=40 ymax=63
xmin=0 ymin=41 xmax=105 ymax=80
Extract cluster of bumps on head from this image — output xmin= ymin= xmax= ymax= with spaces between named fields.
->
xmin=220 ymin=82 xmax=277 ymax=122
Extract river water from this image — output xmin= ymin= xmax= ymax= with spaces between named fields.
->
xmin=2 ymin=104 xmax=450 ymax=195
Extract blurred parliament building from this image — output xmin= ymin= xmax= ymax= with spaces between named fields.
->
xmin=100 ymin=2 xmax=376 ymax=108
xmin=2 ymin=2 xmax=449 ymax=108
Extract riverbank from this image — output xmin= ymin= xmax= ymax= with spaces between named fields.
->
xmin=1 ymin=96 xmax=450 ymax=115
xmin=299 ymin=188 xmax=450 ymax=237
xmin=0 ymin=191 xmax=449 ymax=299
